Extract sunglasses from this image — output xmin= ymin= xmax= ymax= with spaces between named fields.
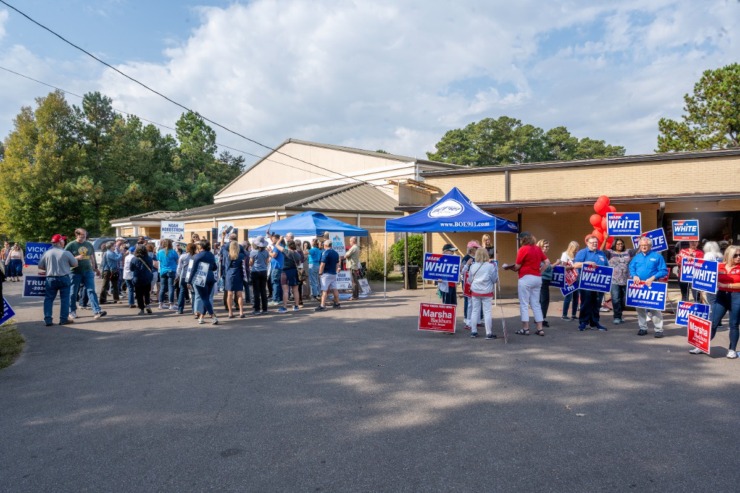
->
xmin=733 ymin=253 xmax=740 ymax=258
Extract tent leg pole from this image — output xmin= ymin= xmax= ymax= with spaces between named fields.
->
xmin=383 ymin=230 xmax=387 ymax=300
xmin=494 ymin=230 xmax=497 ymax=307
xmin=404 ymin=232 xmax=409 ymax=290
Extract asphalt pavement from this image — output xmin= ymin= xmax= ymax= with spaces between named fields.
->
xmin=1 ymin=277 xmax=740 ymax=492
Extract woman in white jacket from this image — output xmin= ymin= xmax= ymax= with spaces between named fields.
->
xmin=467 ymin=247 xmax=499 ymax=339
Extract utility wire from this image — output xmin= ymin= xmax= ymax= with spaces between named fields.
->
xmin=0 ymin=0 xmax=396 ymax=191
xmin=0 ymin=64 xmax=351 ymax=181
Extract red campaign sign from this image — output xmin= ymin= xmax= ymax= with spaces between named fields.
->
xmin=462 ymin=270 xmax=472 ymax=298
xmin=418 ymin=303 xmax=456 ymax=333
xmin=687 ymin=314 xmax=711 ymax=354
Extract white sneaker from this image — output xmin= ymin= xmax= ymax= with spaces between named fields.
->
xmin=727 ymin=350 xmax=738 ymax=359
xmin=688 ymin=347 xmax=703 ymax=354
xmin=158 ymin=303 xmax=164 ymax=309
xmin=69 ymin=311 xmax=77 ymax=320
xmin=212 ymin=317 xmax=219 ymax=325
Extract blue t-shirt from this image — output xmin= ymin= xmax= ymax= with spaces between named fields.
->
xmin=157 ymin=249 xmax=179 ymax=274
xmin=250 ymin=249 xmax=269 ymax=272
xmin=308 ymin=247 xmax=322 ymax=266
xmin=573 ymin=248 xmax=609 ymax=270
xmin=270 ymin=245 xmax=284 ymax=270
xmin=320 ymin=249 xmax=340 ymax=275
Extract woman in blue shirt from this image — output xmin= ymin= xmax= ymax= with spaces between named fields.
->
xmin=308 ymin=238 xmax=322 ymax=300
xmin=156 ymin=239 xmax=180 ymax=310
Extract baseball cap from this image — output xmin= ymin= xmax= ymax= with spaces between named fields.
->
xmin=50 ymin=234 xmax=67 ymax=243
xmin=467 ymin=240 xmax=481 ymax=249
xmin=442 ymin=243 xmax=458 ymax=252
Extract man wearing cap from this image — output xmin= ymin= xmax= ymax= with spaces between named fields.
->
xmin=439 ymin=243 xmax=459 ymax=305
xmin=38 ymin=235 xmax=78 ymax=326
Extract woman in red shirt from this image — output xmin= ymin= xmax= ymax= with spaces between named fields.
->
xmin=676 ymin=240 xmax=704 ymax=302
xmin=690 ymin=245 xmax=740 ymax=358
xmin=504 ymin=232 xmax=548 ymax=336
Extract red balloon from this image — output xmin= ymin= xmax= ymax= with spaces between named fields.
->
xmin=589 ymin=214 xmax=602 ymax=228
xmin=591 ymin=229 xmax=604 ymax=243
xmin=601 ymin=217 xmax=608 ymax=230
xmin=606 ymin=237 xmax=615 ymax=249
xmin=598 ymin=195 xmax=610 ymax=207
xmin=595 ymin=201 xmax=610 ymax=216
xmin=608 ymin=205 xmax=617 ymax=213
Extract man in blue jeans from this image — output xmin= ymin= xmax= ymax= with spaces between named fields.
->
xmin=37 ymin=234 xmax=78 ymax=326
xmin=66 ymin=228 xmax=107 ymax=320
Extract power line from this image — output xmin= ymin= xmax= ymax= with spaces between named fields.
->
xmin=0 ymin=64 xmax=351 ymax=181
xmin=0 ymin=0 xmax=396 ymax=191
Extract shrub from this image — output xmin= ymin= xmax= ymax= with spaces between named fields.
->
xmin=365 ymin=243 xmax=391 ymax=280
xmin=0 ymin=322 xmax=24 ymax=370
xmin=390 ymin=234 xmax=424 ymax=266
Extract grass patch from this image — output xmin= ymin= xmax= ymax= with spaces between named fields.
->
xmin=0 ymin=321 xmax=24 ymax=370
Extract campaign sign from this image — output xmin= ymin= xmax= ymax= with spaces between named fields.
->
xmin=24 ymin=242 xmax=52 ymax=266
xmin=336 ymin=270 xmax=352 ymax=290
xmin=560 ymin=276 xmax=579 ymax=297
xmin=0 ymin=299 xmax=16 ymax=325
xmin=330 ymin=232 xmax=346 ymax=257
xmin=578 ymin=264 xmax=613 ymax=293
xmin=672 ymin=219 xmax=700 ymax=241
xmin=550 ymin=265 xmax=566 ymax=289
xmin=606 ymin=212 xmax=641 ymax=236
xmin=680 ymin=257 xmax=696 ymax=283
xmin=687 ymin=314 xmax=711 ymax=354
xmin=626 ymin=280 xmax=667 ymax=311
xmin=422 ymin=253 xmax=461 ymax=283
xmin=675 ymin=301 xmax=711 ymax=326
xmin=631 ymin=228 xmax=668 ymax=253
xmin=691 ymin=259 xmax=718 ymax=294
xmin=22 ymin=275 xmax=47 ymax=298
xmin=418 ymin=303 xmax=456 ymax=333
xmin=161 ymin=221 xmax=186 ymax=241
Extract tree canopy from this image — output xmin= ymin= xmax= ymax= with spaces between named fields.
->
xmin=657 ymin=63 xmax=740 ymax=152
xmin=426 ymin=116 xmax=625 ymax=166
xmin=0 ymin=91 xmax=245 ymax=240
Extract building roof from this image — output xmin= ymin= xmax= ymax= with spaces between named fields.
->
xmin=173 ymin=183 xmax=401 ymax=221
xmin=110 ymin=210 xmax=179 ymax=224
xmin=419 ymin=148 xmax=740 ymax=177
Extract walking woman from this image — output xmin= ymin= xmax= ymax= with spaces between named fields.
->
xmin=5 ymin=243 xmax=23 ymax=282
xmin=537 ymin=239 xmax=553 ymax=327
xmin=187 ymin=240 xmax=219 ymax=325
xmin=250 ymin=236 xmax=270 ymax=315
xmin=690 ymin=245 xmax=740 ymax=358
xmin=175 ymin=242 xmax=196 ymax=314
xmin=157 ymin=239 xmax=179 ymax=309
xmin=308 ymin=238 xmax=322 ymax=300
xmin=467 ymin=247 xmax=499 ymax=339
xmin=224 ymin=240 xmax=247 ymax=318
xmin=560 ymin=241 xmax=580 ymax=321
xmin=129 ymin=246 xmax=154 ymax=315
xmin=504 ymin=232 xmax=548 ymax=336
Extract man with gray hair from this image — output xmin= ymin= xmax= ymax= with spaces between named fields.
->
xmin=629 ymin=236 xmax=669 ymax=337
xmin=315 ymin=240 xmax=341 ymax=311
xmin=38 ymin=234 xmax=78 ymax=326
xmin=345 ymin=236 xmax=361 ymax=300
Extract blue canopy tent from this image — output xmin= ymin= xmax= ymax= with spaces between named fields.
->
xmin=248 ymin=210 xmax=368 ymax=238
xmin=383 ymin=187 xmax=519 ymax=295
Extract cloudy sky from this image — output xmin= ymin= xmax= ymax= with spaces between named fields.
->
xmin=0 ymin=0 xmax=737 ymax=164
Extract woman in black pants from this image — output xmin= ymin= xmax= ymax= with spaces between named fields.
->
xmin=129 ymin=246 xmax=154 ymax=314
xmin=249 ymin=236 xmax=270 ymax=315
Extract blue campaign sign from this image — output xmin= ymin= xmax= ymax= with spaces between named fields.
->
xmin=551 ymin=265 xmax=566 ymax=289
xmin=0 ymin=299 xmax=16 ymax=325
xmin=422 ymin=252 xmax=461 ymax=283
xmin=680 ymin=257 xmax=696 ymax=283
xmin=578 ymin=264 xmax=613 ymax=293
xmin=691 ymin=259 xmax=718 ymax=294
xmin=626 ymin=280 xmax=667 ymax=311
xmin=672 ymin=219 xmax=700 ymax=241
xmin=632 ymin=228 xmax=668 ymax=253
xmin=22 ymin=275 xmax=47 ymax=298
xmin=560 ymin=276 xmax=579 ymax=297
xmin=24 ymin=242 xmax=52 ymax=266
xmin=606 ymin=212 xmax=641 ymax=236
xmin=674 ymin=301 xmax=710 ymax=326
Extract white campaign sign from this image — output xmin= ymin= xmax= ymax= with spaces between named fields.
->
xmin=330 ymin=232 xmax=346 ymax=257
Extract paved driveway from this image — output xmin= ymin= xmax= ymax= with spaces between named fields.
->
xmin=1 ymin=279 xmax=739 ymax=492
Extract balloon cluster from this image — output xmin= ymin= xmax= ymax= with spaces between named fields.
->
xmin=588 ymin=195 xmax=616 ymax=249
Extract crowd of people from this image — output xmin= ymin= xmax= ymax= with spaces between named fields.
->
xmin=28 ymin=228 xmax=365 ymax=327
xmin=439 ymin=232 xmax=740 ymax=359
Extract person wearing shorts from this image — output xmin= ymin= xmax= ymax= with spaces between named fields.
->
xmin=315 ymin=240 xmax=340 ymax=312
xmin=273 ymin=236 xmax=301 ymax=313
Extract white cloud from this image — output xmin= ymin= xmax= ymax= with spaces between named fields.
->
xmin=2 ymin=0 xmax=738 ymax=162
xmin=0 ymin=9 xmax=7 ymax=41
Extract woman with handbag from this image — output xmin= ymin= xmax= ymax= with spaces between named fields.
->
xmin=129 ymin=246 xmax=154 ymax=315
xmin=187 ymin=240 xmax=219 ymax=325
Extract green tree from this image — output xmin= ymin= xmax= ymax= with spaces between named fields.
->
xmin=427 ymin=116 xmax=625 ymax=166
xmin=657 ymin=63 xmax=740 ymax=151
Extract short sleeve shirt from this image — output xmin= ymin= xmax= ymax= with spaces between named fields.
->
xmin=320 ymin=249 xmax=340 ymax=275
xmin=65 ymin=240 xmax=95 ymax=273
xmin=515 ymin=244 xmax=547 ymax=278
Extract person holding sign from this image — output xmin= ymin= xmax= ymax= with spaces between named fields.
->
xmin=37 ymin=234 xmax=78 ymax=326
xmin=503 ymin=232 xmax=547 ymax=336
xmin=603 ymin=236 xmax=636 ymax=325
xmin=572 ymin=235 xmax=610 ymax=331
xmin=560 ymin=241 xmax=580 ymax=321
xmin=466 ymin=248 xmax=499 ymax=339
xmin=691 ymin=246 xmax=740 ymax=357
xmin=186 ymin=240 xmax=220 ymax=325
xmin=629 ymin=237 xmax=669 ymax=337
xmin=438 ymin=244 xmax=459 ymax=306
xmin=676 ymin=240 xmax=704 ymax=303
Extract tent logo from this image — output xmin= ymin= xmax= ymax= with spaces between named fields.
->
xmin=428 ymin=199 xmax=464 ymax=218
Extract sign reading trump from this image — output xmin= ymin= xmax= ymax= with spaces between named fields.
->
xmin=422 ymin=253 xmax=461 ymax=283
